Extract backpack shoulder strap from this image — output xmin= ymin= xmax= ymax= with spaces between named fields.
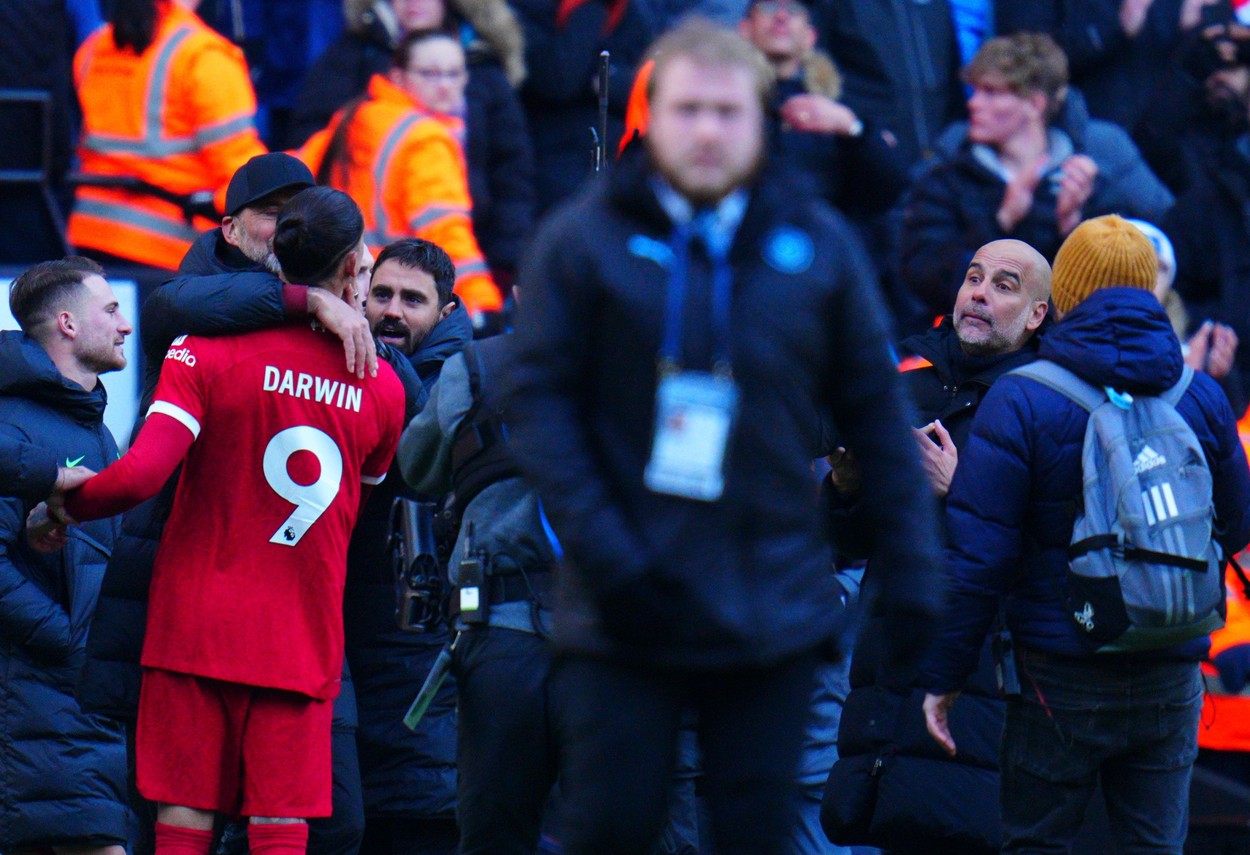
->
xmin=461 ymin=341 xmax=483 ymax=401
xmin=1010 ymin=360 xmax=1104 ymax=413
xmin=1159 ymin=365 xmax=1195 ymax=408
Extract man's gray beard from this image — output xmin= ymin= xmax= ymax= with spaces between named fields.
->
xmin=262 ymin=252 xmax=283 ymax=276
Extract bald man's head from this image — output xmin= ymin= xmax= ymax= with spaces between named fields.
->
xmin=952 ymin=239 xmax=1051 ymax=356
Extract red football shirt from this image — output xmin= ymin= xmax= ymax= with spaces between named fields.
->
xmin=137 ymin=325 xmax=403 ymax=699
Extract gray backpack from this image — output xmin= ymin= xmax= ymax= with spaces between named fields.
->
xmin=1012 ymin=360 xmax=1225 ymax=652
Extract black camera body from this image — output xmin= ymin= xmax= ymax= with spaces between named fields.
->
xmin=390 ymin=498 xmax=447 ymax=633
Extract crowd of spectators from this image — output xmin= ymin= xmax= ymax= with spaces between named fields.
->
xmin=9 ymin=1 xmax=1250 ymax=362
xmin=8 ymin=1 xmax=1250 ymax=854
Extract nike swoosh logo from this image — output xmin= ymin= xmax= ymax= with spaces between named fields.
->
xmin=65 ymin=456 xmax=85 ymax=467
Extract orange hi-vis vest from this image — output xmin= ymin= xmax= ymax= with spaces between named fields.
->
xmin=68 ymin=3 xmax=265 ymax=270
xmin=1199 ymin=410 xmax=1250 ymax=752
xmin=299 ymin=75 xmax=502 ymax=316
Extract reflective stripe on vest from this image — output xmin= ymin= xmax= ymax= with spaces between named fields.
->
xmin=369 ymin=112 xmax=427 ymax=244
xmin=456 ymin=258 xmax=491 ymax=277
xmin=81 ymin=27 xmax=254 ymax=159
xmin=408 ymin=205 xmax=468 ymax=232
xmin=74 ymin=197 xmax=200 ymax=243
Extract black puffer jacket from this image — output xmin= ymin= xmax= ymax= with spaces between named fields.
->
xmin=0 ymin=332 xmax=130 ymax=850
xmin=0 ymin=435 xmax=57 ymax=502
xmin=822 ymin=321 xmax=1040 ymax=853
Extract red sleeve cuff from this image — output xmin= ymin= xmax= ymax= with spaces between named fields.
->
xmin=282 ymin=284 xmax=310 ymax=317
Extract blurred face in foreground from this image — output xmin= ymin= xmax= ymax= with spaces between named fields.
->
xmin=646 ymin=56 xmax=765 ymax=206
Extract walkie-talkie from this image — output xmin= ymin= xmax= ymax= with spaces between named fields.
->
xmin=458 ymin=522 xmax=488 ymax=625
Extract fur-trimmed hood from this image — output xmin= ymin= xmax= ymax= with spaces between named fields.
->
xmin=801 ymin=48 xmax=841 ymax=101
xmin=344 ymin=0 xmax=526 ymax=86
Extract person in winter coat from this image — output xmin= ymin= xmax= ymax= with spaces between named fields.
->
xmin=807 ymin=0 xmax=965 ymax=169
xmin=67 ymin=0 xmax=267 ymax=272
xmin=922 ymin=215 xmax=1250 ymax=853
xmin=291 ymin=0 xmax=535 ymax=288
xmin=0 ymin=257 xmax=133 ymax=855
xmin=504 ymin=21 xmax=943 ymax=853
xmin=299 ymin=30 xmax=503 ymax=320
xmin=900 ymin=32 xmax=1174 ymax=321
xmin=822 ymin=238 xmax=1051 ymax=854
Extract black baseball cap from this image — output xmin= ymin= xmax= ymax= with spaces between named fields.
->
xmin=224 ymin=153 xmax=316 ymax=217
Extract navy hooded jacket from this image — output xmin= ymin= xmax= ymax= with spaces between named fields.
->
xmin=0 ymin=332 xmax=130 ymax=849
xmin=923 ymin=288 xmax=1250 ymax=693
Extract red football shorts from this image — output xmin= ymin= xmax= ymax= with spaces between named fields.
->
xmin=136 ymin=668 xmax=333 ymax=817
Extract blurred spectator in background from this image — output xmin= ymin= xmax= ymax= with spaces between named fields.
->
xmin=738 ymin=0 xmax=908 ymax=231
xmin=995 ymin=0 xmax=1232 ymax=132
xmin=808 ymin=0 xmax=965 ymax=169
xmin=1143 ymin=20 xmax=1250 ymax=411
xmin=66 ymin=0 xmax=267 ymax=273
xmin=1125 ymin=218 xmax=1240 ymax=408
xmin=1198 ymin=408 xmax=1250 ymax=788
xmin=737 ymin=0 xmax=910 ymax=330
xmin=293 ymin=0 xmax=535 ymax=295
xmin=299 ymin=30 xmax=504 ymax=322
xmin=511 ymin=0 xmax=657 ymax=212
xmin=900 ymin=32 xmax=1173 ymax=322
xmin=197 ymin=0 xmax=344 ymax=149
xmin=0 ymin=0 xmax=101 ymax=264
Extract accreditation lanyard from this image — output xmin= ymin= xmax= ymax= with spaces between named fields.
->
xmin=644 ymin=217 xmax=741 ymax=502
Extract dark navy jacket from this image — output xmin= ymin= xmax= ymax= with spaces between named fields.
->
xmin=923 ymin=288 xmax=1250 ymax=693
xmin=0 ymin=332 xmax=130 ymax=849
xmin=507 ymin=150 xmax=943 ymax=667
xmin=0 ymin=435 xmax=57 ymax=502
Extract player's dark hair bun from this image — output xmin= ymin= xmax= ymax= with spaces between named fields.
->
xmin=274 ymin=187 xmax=365 ymax=284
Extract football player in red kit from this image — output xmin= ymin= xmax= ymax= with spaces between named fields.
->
xmin=58 ymin=188 xmax=406 ymax=855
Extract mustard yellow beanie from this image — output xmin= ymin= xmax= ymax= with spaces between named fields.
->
xmin=1051 ymin=215 xmax=1158 ymax=316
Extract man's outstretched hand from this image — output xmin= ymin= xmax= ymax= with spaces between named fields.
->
xmin=924 ymin=691 xmax=961 ymax=757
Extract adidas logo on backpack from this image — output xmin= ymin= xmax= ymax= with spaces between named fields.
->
xmin=1011 ymin=361 xmax=1225 ymax=653
xmin=1133 ymin=445 xmax=1166 ymax=475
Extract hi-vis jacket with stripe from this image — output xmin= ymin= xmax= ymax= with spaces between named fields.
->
xmin=299 ymin=74 xmax=502 ymax=316
xmin=1198 ymin=413 xmax=1250 ymax=753
xmin=67 ymin=3 xmax=265 ymax=270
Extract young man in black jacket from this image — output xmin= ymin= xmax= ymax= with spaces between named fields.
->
xmin=506 ymin=19 xmax=942 ymax=855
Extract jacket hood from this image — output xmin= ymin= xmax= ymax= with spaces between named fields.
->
xmin=410 ymin=301 xmax=474 ymax=386
xmin=0 ymin=331 xmax=107 ymax=423
xmin=1039 ymin=287 xmax=1183 ymax=394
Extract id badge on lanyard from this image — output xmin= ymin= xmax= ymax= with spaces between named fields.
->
xmin=643 ymin=214 xmax=739 ymax=502
xmin=645 ymin=369 xmax=739 ymax=501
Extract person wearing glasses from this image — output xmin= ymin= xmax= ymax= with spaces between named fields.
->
xmin=300 ymin=30 xmax=504 ymax=325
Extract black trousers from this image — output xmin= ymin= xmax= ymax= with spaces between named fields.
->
xmin=554 ymin=649 xmax=820 ymax=855
xmin=453 ymin=626 xmax=560 ymax=855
